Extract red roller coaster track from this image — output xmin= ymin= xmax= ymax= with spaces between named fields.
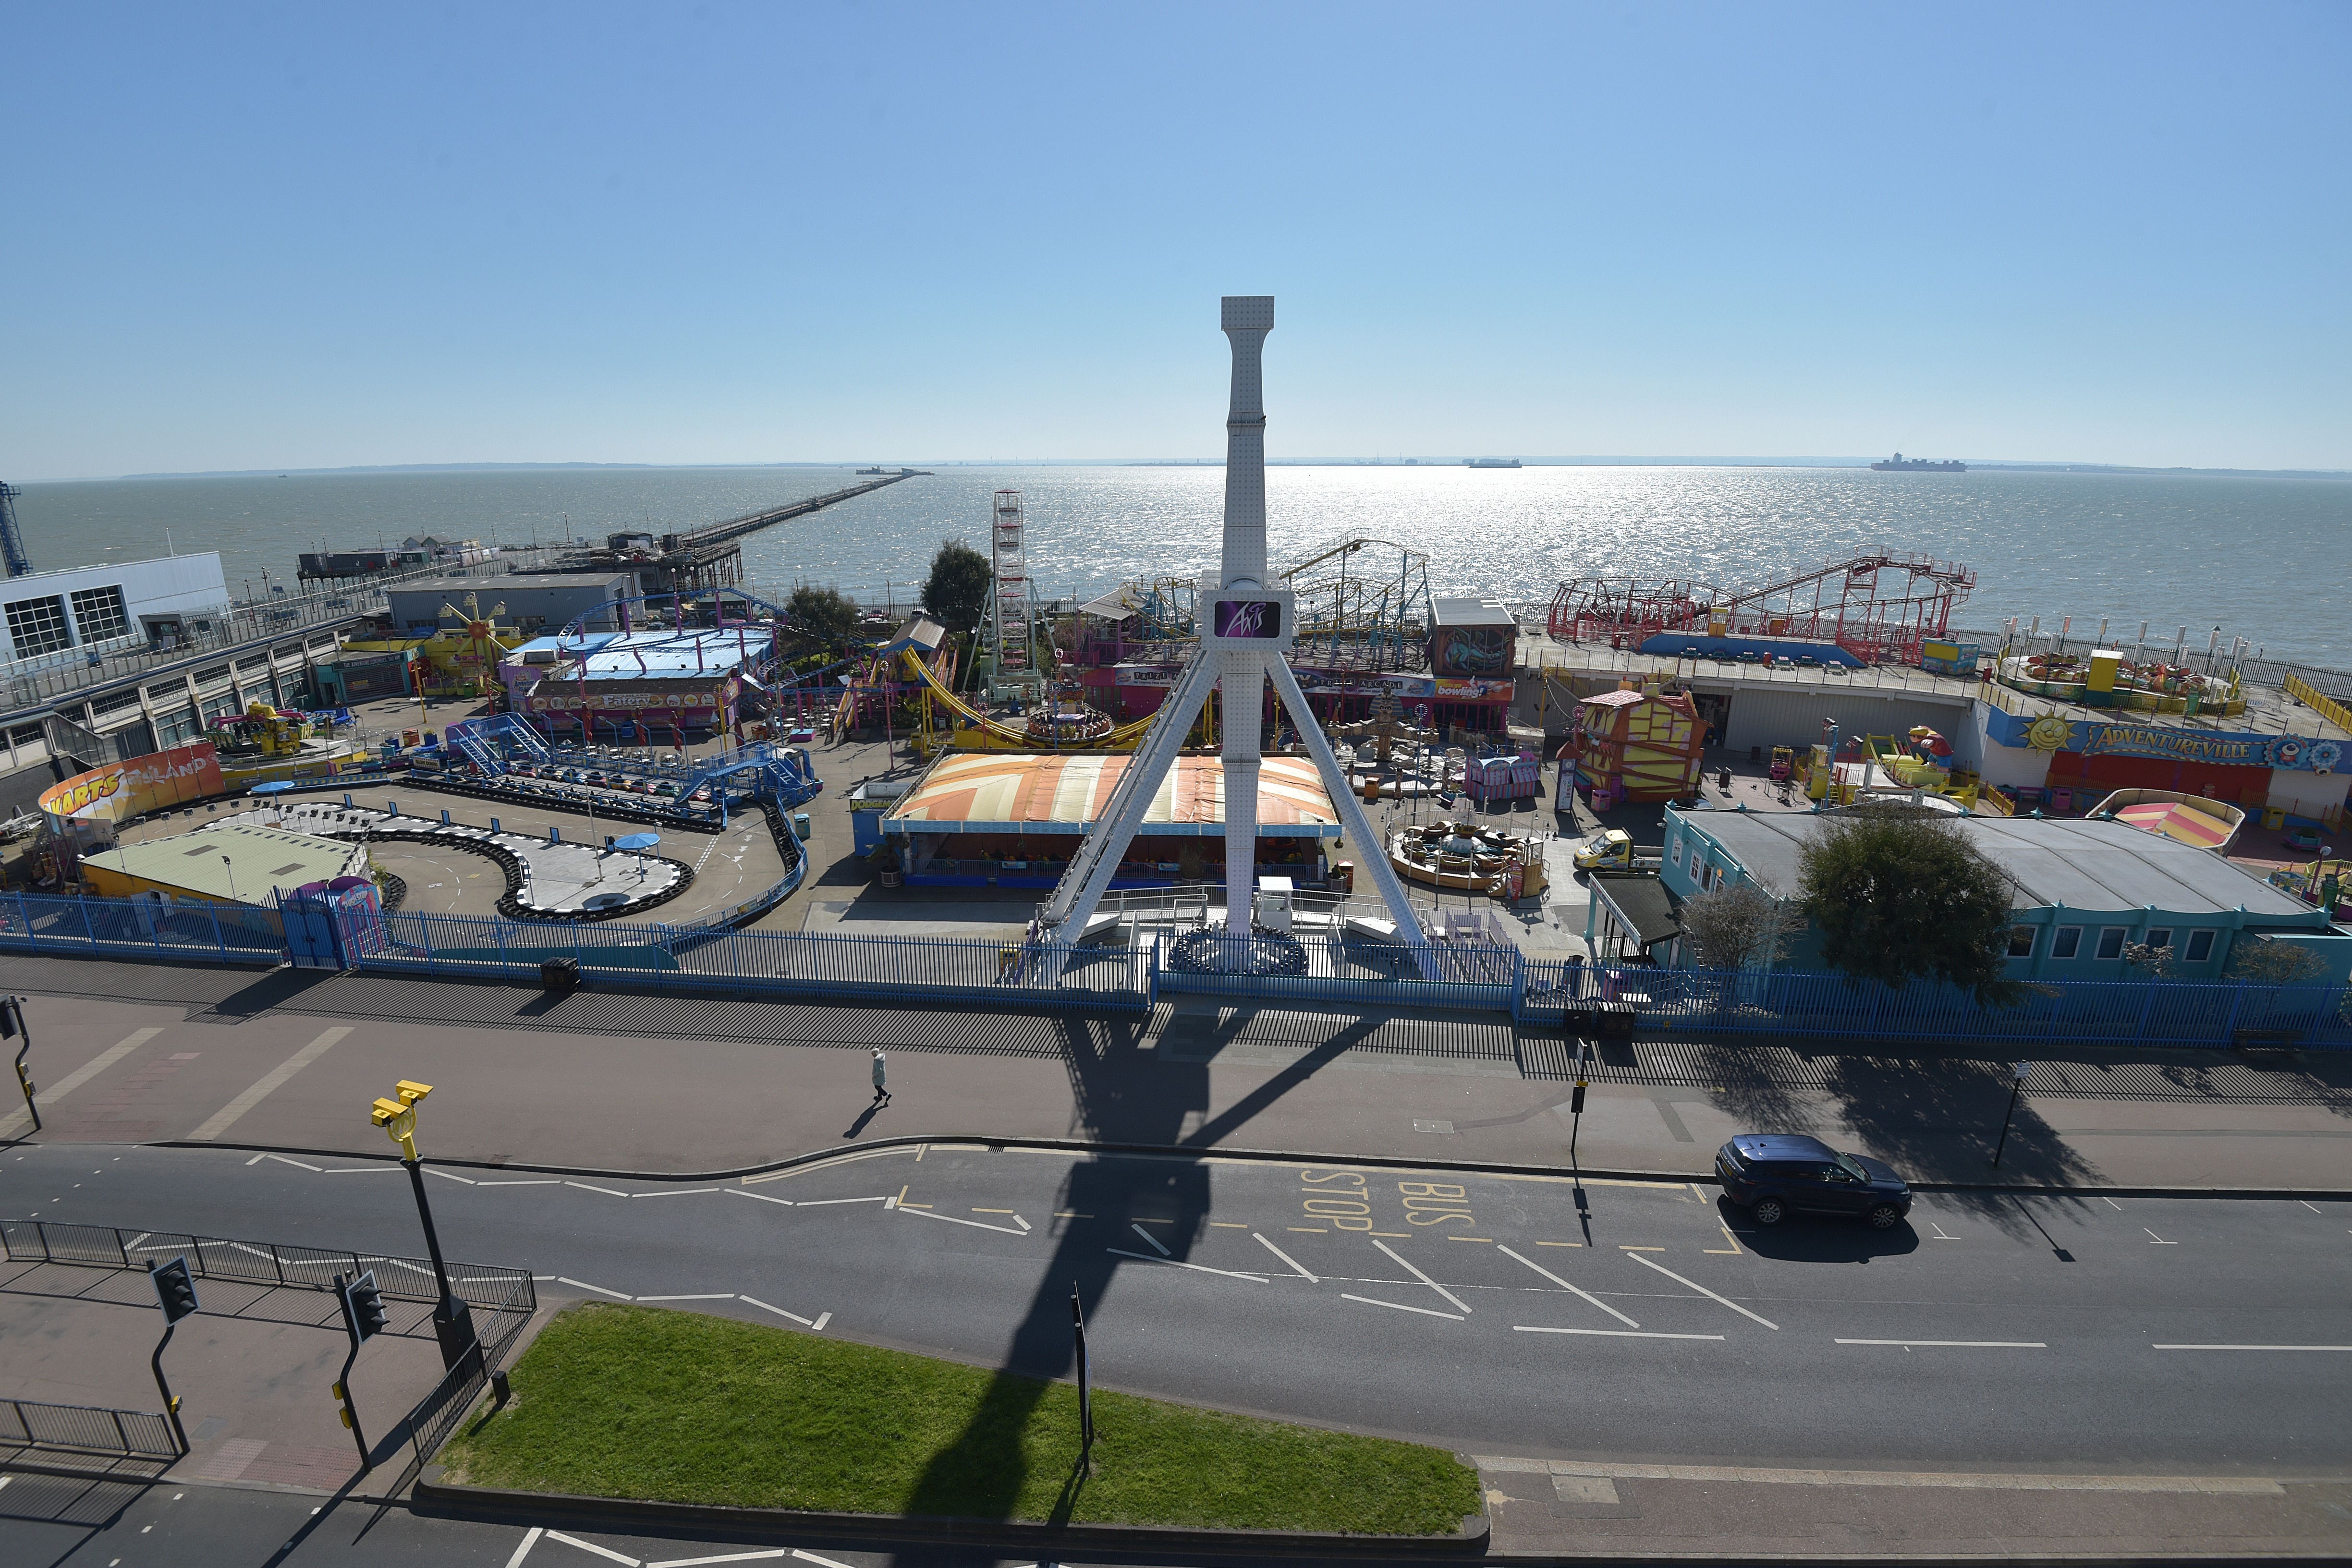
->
xmin=1546 ymin=550 xmax=1975 ymax=664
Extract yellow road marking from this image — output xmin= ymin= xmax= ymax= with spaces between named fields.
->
xmin=1209 ymin=1221 xmax=1248 ymax=1228
xmin=1056 ymin=1211 xmax=1093 ymax=1218
xmin=1620 ymin=1245 xmax=1665 ymax=1252
xmin=1369 ymin=1231 xmax=1410 ymax=1238
xmin=1535 ymin=1240 xmax=1583 ymax=1247
xmin=974 ymin=1208 xmax=1014 ymax=1214
xmin=1288 ymin=1226 xmax=1327 ymax=1233
xmin=1447 ymin=1236 xmax=1494 ymax=1243
xmin=1706 ymin=1223 xmax=1745 ymax=1256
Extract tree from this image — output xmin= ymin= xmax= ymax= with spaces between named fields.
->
xmin=1797 ymin=802 xmax=2021 ymax=1004
xmin=785 ymin=585 xmax=861 ymax=649
xmin=1679 ymin=882 xmax=1807 ymax=972
xmin=921 ymin=539 xmax=992 ymax=636
xmin=2225 ymin=936 xmax=2327 ymax=985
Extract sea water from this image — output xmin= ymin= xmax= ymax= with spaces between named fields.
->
xmin=13 ymin=464 xmax=2349 ymax=665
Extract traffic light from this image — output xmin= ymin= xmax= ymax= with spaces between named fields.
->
xmin=150 ymin=1257 xmax=200 ymax=1323
xmin=341 ymin=1271 xmax=389 ymax=1342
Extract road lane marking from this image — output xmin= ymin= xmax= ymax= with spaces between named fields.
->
xmin=1836 ymin=1339 xmax=2047 ymax=1348
xmin=1210 ymin=1221 xmax=1248 ymax=1228
xmin=1446 ymin=1236 xmax=1493 ymax=1243
xmin=2145 ymin=1228 xmax=2177 ymax=1245
xmin=793 ymin=1552 xmax=856 ymax=1568
xmin=1288 ymin=1226 xmax=1327 ymax=1233
xmin=0 ymin=1027 xmax=165 ymax=1137
xmin=1011 ymin=1215 xmax=1031 ymax=1232
xmin=741 ymin=1146 xmax=913 ymax=1184
xmin=428 ymin=1168 xmax=477 ymax=1184
xmin=504 ymin=1527 xmax=544 ymax=1568
xmin=1107 ymin=1246 xmax=1267 ymax=1282
xmin=245 ymin=1153 xmax=266 ymax=1165
xmin=1624 ymin=1251 xmax=1779 ymax=1330
xmin=262 ymin=1154 xmax=321 ymax=1171
xmin=1929 ymin=1222 xmax=1960 ymax=1241
xmin=901 ymin=1207 xmax=1026 ymax=1237
xmin=738 ymin=1295 xmax=817 ymax=1326
xmin=2154 ymin=1343 xmax=2352 ymax=1352
xmin=1498 ymin=1244 xmax=1639 ymax=1327
xmin=1706 ymin=1224 xmax=1743 ymax=1255
xmin=1534 ymin=1240 xmax=1582 ymax=1247
xmin=636 ymin=1294 xmax=736 ymax=1302
xmin=1516 ymin=1326 xmax=1722 ymax=1341
xmin=1131 ymin=1223 xmax=1172 ymax=1256
xmin=1342 ymin=1293 xmax=1462 ymax=1321
xmin=556 ymin=1277 xmax=632 ymax=1300
xmin=478 ymin=1179 xmax=561 ymax=1186
xmin=1253 ymin=1232 xmax=1318 ymax=1282
xmin=724 ymin=1189 xmax=794 ymax=1207
xmin=2299 ymin=1201 xmax=2322 ymax=1214
xmin=796 ymin=1195 xmax=890 ymax=1206
xmin=810 ymin=1312 xmax=831 ymax=1332
xmin=973 ymin=1208 xmax=1014 ymax=1214
xmin=632 ymin=1188 xmax=719 ymax=1199
xmin=648 ymin=1552 xmax=789 ymax=1567
xmin=1619 ymin=1245 xmax=1665 ymax=1252
xmin=1373 ymin=1238 xmax=1474 ymax=1315
xmin=546 ymin=1530 xmax=638 ymax=1565
xmin=186 ymin=1027 xmax=350 ymax=1141
xmin=2101 ymin=1197 xmax=2124 ymax=1211
xmin=321 ymin=1165 xmax=403 ymax=1174
xmin=565 ymin=1181 xmax=630 ymax=1198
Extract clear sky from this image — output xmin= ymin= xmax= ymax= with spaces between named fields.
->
xmin=5 ymin=1 xmax=2346 ymax=478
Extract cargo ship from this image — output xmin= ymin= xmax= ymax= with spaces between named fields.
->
xmin=1871 ymin=452 xmax=1965 ymax=472
xmin=1463 ymin=457 xmax=1522 ymax=469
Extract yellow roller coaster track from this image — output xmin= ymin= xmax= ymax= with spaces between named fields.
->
xmin=897 ymin=648 xmax=1166 ymax=751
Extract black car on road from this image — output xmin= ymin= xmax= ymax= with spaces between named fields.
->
xmin=1715 ymin=1133 xmax=1912 ymax=1230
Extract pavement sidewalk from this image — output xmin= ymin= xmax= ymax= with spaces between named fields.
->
xmin=0 ymin=952 xmax=2347 ymax=1191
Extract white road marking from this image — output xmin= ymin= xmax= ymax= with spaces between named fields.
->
xmin=1929 ymin=1221 xmax=1960 ymax=1240
xmin=428 ymin=1168 xmax=477 ymax=1184
xmin=1497 ymin=1244 xmax=1639 ymax=1327
xmin=793 ymin=1552 xmax=857 ymax=1568
xmin=321 ymin=1165 xmax=404 ymax=1175
xmin=2101 ymin=1197 xmax=2124 ymax=1211
xmin=1515 ymin=1325 xmax=1723 ymax=1341
xmin=1011 ymin=1215 xmax=1031 ymax=1232
xmin=1107 ymin=1247 xmax=1267 ymax=1282
xmin=648 ymin=1553 xmax=790 ymax=1567
xmin=1253 ymin=1232 xmax=1318 ymax=1282
xmin=2153 ymin=1343 xmax=2352 ymax=1352
xmin=635 ymin=1294 xmax=736 ymax=1302
xmin=503 ymin=1526 xmax=544 ymax=1568
xmin=810 ymin=1312 xmax=831 ymax=1332
xmin=564 ymin=1181 xmax=631 ymax=1198
xmin=187 ymin=1027 xmax=350 ymax=1140
xmin=632 ymin=1188 xmax=720 ymax=1198
xmin=1373 ymin=1238 xmax=1474 ymax=1315
xmin=2145 ymin=1228 xmax=2177 ymax=1245
xmin=1476 ymin=1457 xmax=2287 ymax=1493
xmin=795 ymin=1195 xmax=890 ymax=1207
xmin=1836 ymin=1339 xmax=2047 ymax=1349
xmin=556 ymin=1277 xmax=632 ymax=1300
xmin=902 ymin=1207 xmax=1027 ymax=1236
xmin=1624 ymin=1251 xmax=1779 ymax=1330
xmin=0 ymin=1027 xmax=165 ymax=1137
xmin=1131 ymin=1222 xmax=1172 ymax=1256
xmin=263 ymin=1154 xmax=322 ymax=1172
xmin=1342 ymin=1292 xmax=1462 ymax=1321
xmin=737 ymin=1295 xmax=816 ymax=1326
xmin=724 ymin=1189 xmax=794 ymax=1207
xmin=545 ymin=1531 xmax=639 ymax=1565
xmin=244 ymin=1154 xmax=266 ymax=1166
xmin=478 ymin=1179 xmax=563 ymax=1186
xmin=2299 ymin=1201 xmax=2323 ymax=1214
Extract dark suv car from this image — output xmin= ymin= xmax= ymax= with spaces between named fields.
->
xmin=1715 ymin=1133 xmax=1912 ymax=1230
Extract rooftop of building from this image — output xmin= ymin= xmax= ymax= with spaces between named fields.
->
xmin=1673 ymin=806 xmax=2317 ymax=919
xmin=82 ymin=821 xmax=367 ymax=904
xmin=885 ymin=752 xmax=1341 ymax=837
xmin=1431 ymin=597 xmax=1519 ymax=629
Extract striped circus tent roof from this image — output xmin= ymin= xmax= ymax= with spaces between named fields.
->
xmin=2113 ymin=799 xmax=2235 ymax=851
xmin=883 ymin=753 xmax=1340 ymax=836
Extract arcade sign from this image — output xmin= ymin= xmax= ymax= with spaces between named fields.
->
xmin=1202 ymin=589 xmax=1294 ymax=650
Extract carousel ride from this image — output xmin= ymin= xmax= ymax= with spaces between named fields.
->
xmin=1997 ymin=650 xmax=2243 ymax=714
xmin=1387 ymin=818 xmax=1540 ymax=897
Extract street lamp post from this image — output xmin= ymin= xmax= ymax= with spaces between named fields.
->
xmin=1989 ymin=1061 xmax=2028 ymax=1167
xmin=369 ymin=1080 xmax=479 ymax=1370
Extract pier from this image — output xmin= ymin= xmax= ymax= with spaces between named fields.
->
xmin=671 ymin=473 xmax=914 ymax=552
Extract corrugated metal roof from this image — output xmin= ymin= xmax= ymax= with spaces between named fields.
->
xmin=576 ymin=629 xmax=767 ymax=680
xmin=1679 ymin=809 xmax=2310 ymax=917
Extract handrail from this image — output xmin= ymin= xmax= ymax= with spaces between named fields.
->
xmin=2285 ymin=672 xmax=2352 ymax=737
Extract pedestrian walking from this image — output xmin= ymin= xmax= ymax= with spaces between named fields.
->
xmin=870 ymin=1048 xmax=890 ymax=1107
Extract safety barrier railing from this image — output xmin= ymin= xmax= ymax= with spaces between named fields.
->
xmin=0 ymin=1397 xmax=181 ymax=1462
xmin=1516 ymin=961 xmax=2352 ymax=1048
xmin=2284 ymin=672 xmax=2352 ymax=738
xmin=0 ymin=891 xmax=285 ymax=966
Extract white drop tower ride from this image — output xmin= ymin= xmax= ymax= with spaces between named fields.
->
xmin=1037 ymin=297 xmax=1431 ymax=968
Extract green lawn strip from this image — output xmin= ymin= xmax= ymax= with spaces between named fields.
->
xmin=439 ymin=1302 xmax=1478 ymax=1535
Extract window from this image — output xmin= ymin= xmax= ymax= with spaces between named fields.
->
xmin=70 ymin=585 xmax=130 ymax=644
xmin=2144 ymin=927 xmax=2173 ymax=954
xmin=1669 ymin=833 xmax=1682 ymax=866
xmin=2096 ymin=926 xmax=2127 ymax=960
xmin=194 ymin=664 xmax=232 ymax=687
xmin=5 ymin=595 xmax=73 ymax=657
xmin=145 ymin=681 xmax=188 ymax=703
xmin=90 ymin=687 xmax=142 ymax=717
xmin=8 ymin=723 xmax=43 ymax=748
xmin=2008 ymin=926 xmax=2036 ymax=958
xmin=2051 ymin=926 xmax=2083 ymax=959
xmin=2185 ymin=929 xmax=2216 ymax=962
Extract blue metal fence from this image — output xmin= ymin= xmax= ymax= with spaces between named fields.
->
xmin=0 ymin=891 xmax=285 ymax=965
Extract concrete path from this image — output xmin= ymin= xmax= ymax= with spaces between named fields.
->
xmin=0 ymin=954 xmax=2345 ymax=1191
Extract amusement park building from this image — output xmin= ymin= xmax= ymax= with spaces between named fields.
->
xmin=1655 ymin=806 xmax=2352 ymax=983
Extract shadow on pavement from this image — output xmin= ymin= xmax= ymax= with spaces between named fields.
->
xmin=1717 ymin=1202 xmax=1922 ymax=1264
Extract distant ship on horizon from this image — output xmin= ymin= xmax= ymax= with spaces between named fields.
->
xmin=1463 ymin=457 xmax=1522 ymax=469
xmin=1871 ymin=452 xmax=1966 ymax=472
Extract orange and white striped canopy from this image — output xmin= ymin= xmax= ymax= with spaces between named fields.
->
xmin=2113 ymin=800 xmax=2233 ymax=850
xmin=885 ymin=753 xmax=1340 ymax=835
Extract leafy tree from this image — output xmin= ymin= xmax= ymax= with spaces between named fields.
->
xmin=2121 ymin=940 xmax=2176 ymax=980
xmin=785 ymin=586 xmax=861 ymax=648
xmin=921 ymin=539 xmax=992 ymax=635
xmin=2225 ymin=936 xmax=2327 ymax=985
xmin=1797 ymin=802 xmax=2021 ymax=1004
xmin=1679 ymin=882 xmax=1807 ymax=972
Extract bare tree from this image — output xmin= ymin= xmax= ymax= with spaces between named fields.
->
xmin=1679 ymin=882 xmax=1808 ymax=972
xmin=2226 ymin=937 xmax=2327 ymax=985
xmin=2121 ymin=941 xmax=2175 ymax=980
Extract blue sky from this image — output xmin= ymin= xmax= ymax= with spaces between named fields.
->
xmin=5 ymin=1 xmax=2346 ymax=477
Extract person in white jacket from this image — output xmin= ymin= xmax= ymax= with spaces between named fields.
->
xmin=870 ymin=1048 xmax=890 ymax=1107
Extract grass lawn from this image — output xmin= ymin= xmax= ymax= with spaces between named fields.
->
xmin=439 ymin=1303 xmax=1479 ymax=1535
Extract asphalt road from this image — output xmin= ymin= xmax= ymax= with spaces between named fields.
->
xmin=7 ymin=1140 xmax=2349 ymax=1480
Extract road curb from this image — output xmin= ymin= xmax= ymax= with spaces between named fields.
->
xmin=412 ymin=1467 xmax=1490 ymax=1558
xmin=143 ymin=1132 xmax=2352 ymax=1202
